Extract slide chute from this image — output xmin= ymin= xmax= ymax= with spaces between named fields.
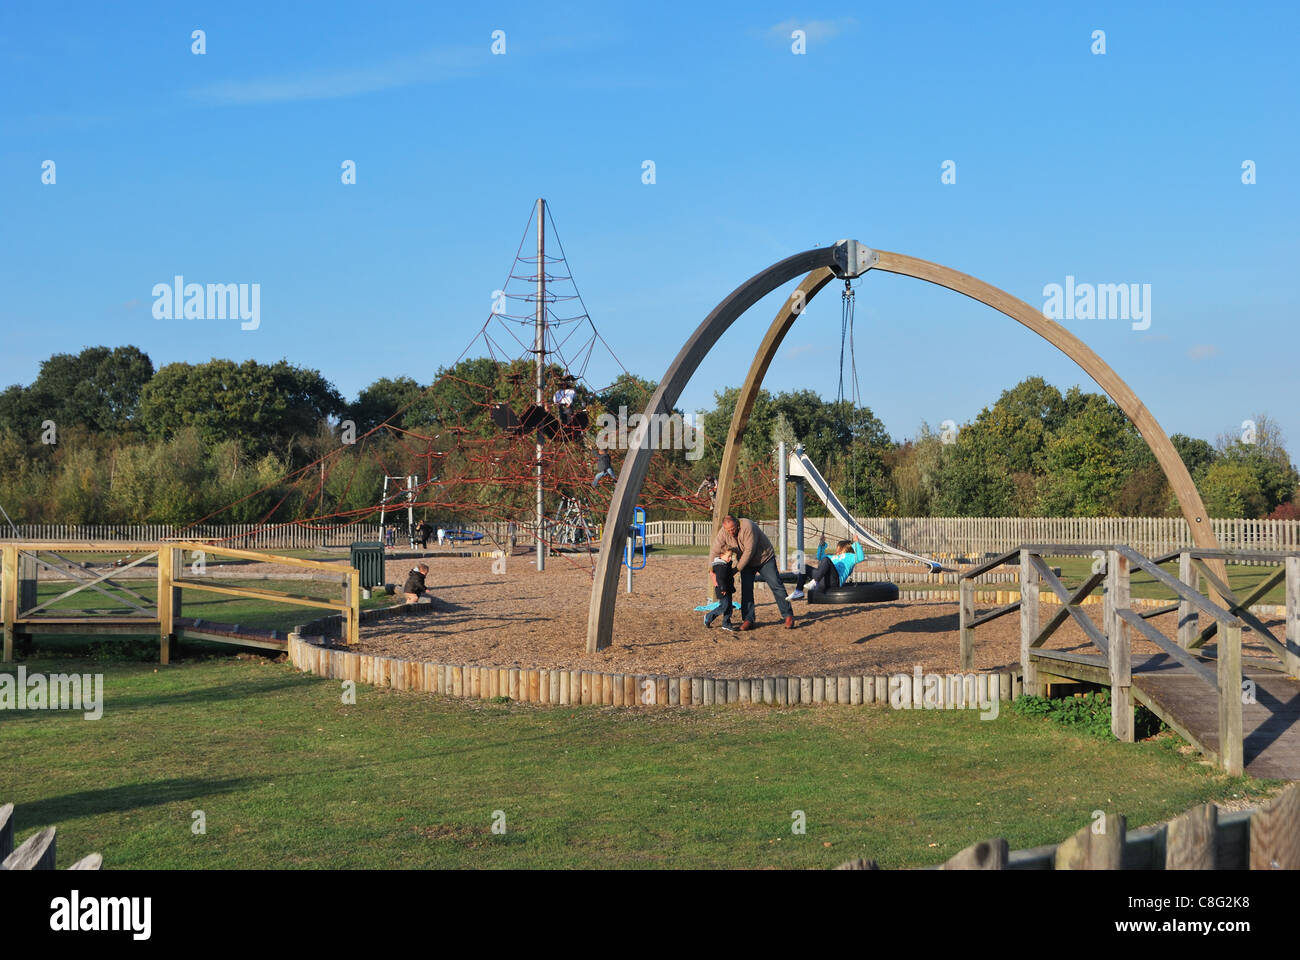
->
xmin=787 ymin=444 xmax=943 ymax=573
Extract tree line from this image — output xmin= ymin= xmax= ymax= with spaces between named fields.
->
xmin=0 ymin=346 xmax=1294 ymax=526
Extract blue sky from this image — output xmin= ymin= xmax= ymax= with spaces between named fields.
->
xmin=2 ymin=1 xmax=1296 ymax=447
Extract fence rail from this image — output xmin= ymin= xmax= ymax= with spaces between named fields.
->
xmin=650 ymin=517 xmax=1300 ymax=557
xmin=838 ymin=782 xmax=1300 ymax=870
xmin=4 ymin=516 xmax=1299 ymax=557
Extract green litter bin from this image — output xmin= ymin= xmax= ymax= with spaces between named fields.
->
xmin=350 ymin=541 xmax=385 ymax=590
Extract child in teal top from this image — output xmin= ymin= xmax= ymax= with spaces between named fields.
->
xmin=790 ymin=538 xmax=866 ymax=600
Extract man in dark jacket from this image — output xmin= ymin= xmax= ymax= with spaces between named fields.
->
xmin=403 ymin=562 xmax=430 ymax=602
xmin=709 ymin=515 xmax=794 ymax=630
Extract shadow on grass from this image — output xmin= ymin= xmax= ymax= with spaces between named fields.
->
xmin=103 ymin=676 xmax=310 ymax=712
xmin=18 ymin=776 xmax=257 ymax=825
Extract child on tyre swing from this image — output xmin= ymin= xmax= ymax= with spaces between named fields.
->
xmin=703 ymin=546 xmax=739 ymax=631
xmin=789 ymin=537 xmax=866 ymax=600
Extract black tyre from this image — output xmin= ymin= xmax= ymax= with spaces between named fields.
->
xmin=807 ymin=581 xmax=899 ymax=605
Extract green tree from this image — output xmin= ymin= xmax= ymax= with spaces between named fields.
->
xmin=348 ymin=376 xmax=424 ymax=433
xmin=1172 ymin=434 xmax=1217 ymax=480
xmin=1034 ymin=391 xmax=1137 ymax=516
xmin=0 ymin=346 xmax=154 ymax=438
xmin=1200 ymin=461 xmax=1267 ymax=518
xmin=138 ymin=359 xmax=343 ymax=460
xmin=1214 ymin=414 xmax=1299 ymax=514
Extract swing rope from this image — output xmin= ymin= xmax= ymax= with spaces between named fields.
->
xmin=838 ymin=280 xmax=861 ymax=511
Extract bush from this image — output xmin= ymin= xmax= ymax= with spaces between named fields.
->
xmin=1012 ymin=690 xmax=1165 ymax=741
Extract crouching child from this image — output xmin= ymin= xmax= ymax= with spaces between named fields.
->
xmin=403 ymin=562 xmax=431 ymax=603
xmin=704 ymin=547 xmax=738 ymax=631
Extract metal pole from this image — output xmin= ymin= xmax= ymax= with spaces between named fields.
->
xmin=406 ymin=475 xmax=415 ymax=548
xmin=625 ymin=539 xmax=632 ymax=593
xmin=777 ymin=441 xmax=787 ymax=571
xmin=535 ymin=198 xmax=546 ymax=571
xmin=795 ymin=477 xmax=805 ymax=568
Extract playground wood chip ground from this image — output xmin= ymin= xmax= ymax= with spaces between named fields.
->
xmin=363 ymin=554 xmax=1285 ymax=677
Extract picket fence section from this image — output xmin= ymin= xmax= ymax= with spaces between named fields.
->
xmin=652 ymin=517 xmax=1300 ymax=558
xmin=1 ymin=523 xmax=384 ymax=549
xmin=4 ymin=517 xmax=1298 ymax=557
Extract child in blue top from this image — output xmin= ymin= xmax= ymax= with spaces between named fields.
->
xmin=789 ymin=538 xmax=865 ymax=600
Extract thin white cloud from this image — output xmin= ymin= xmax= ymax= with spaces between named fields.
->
xmin=190 ymin=46 xmax=482 ymax=105
xmin=766 ymin=17 xmax=856 ymax=44
xmin=1187 ymin=344 xmax=1220 ymax=360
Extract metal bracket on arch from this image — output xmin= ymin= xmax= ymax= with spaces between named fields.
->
xmin=830 ymin=239 xmax=878 ymax=279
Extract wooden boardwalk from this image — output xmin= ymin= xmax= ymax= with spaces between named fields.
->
xmin=1130 ymin=653 xmax=1300 ymax=779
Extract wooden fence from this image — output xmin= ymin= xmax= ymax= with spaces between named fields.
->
xmin=5 ymin=516 xmax=1299 ymax=557
xmin=838 ymin=781 xmax=1300 ymax=870
xmin=0 ymin=801 xmax=101 ymax=870
xmin=0 ymin=523 xmax=382 ymax=549
xmin=2 ymin=541 xmax=360 ymax=662
xmin=652 ymin=517 xmax=1300 ymax=558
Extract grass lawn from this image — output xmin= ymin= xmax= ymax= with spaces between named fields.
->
xmin=0 ymin=654 xmax=1276 ymax=869
xmin=26 ymin=578 xmax=397 ymax=639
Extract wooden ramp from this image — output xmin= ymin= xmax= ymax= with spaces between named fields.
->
xmin=971 ymin=543 xmax=1300 ymax=778
xmin=174 ymin=617 xmax=287 ymax=652
xmin=1132 ymin=653 xmax=1300 ymax=779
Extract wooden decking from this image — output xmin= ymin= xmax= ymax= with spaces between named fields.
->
xmin=1131 ymin=653 xmax=1300 ymax=779
xmin=1039 ymin=651 xmax=1300 ymax=779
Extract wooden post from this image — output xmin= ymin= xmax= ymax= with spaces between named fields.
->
xmin=1286 ymin=556 xmax=1299 ymax=677
xmin=1249 ymin=782 xmax=1300 ymax=869
xmin=2 ymin=545 xmax=17 ymax=662
xmin=1019 ymin=550 xmax=1039 ymax=694
xmin=2 ymin=825 xmax=57 ymax=870
xmin=1054 ymin=815 xmax=1126 ymax=869
xmin=1218 ymin=623 xmax=1244 ymax=776
xmin=1178 ymin=551 xmax=1198 ymax=649
xmin=939 ymin=838 xmax=1008 ymax=870
xmin=959 ymin=578 xmax=975 ymax=671
xmin=0 ymin=802 xmax=12 ymax=861
xmin=1105 ymin=549 xmax=1133 ymax=742
xmin=1164 ymin=803 xmax=1217 ymax=869
xmin=348 ymin=568 xmax=360 ymax=645
xmin=157 ymin=547 xmax=173 ymax=665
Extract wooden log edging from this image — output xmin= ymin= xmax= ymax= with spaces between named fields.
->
xmin=287 ymin=634 xmax=1019 ymax=709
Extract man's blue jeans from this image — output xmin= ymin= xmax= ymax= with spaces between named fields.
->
xmin=740 ymin=556 xmax=793 ymax=623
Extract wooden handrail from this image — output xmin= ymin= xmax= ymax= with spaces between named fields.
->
xmin=1115 ymin=545 xmax=1241 ymax=626
xmin=960 ymin=548 xmax=1020 ymax=581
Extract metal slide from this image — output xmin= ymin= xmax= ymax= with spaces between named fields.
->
xmin=787 ymin=445 xmax=943 ymax=572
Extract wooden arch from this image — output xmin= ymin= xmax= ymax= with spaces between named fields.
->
xmin=586 ymin=244 xmax=1219 ymax=652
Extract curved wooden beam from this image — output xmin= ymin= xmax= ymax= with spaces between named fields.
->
xmin=711 ymin=268 xmax=837 ymax=533
xmin=585 ymin=247 xmax=840 ymax=652
xmin=869 ymin=250 xmax=1218 ymax=553
xmin=590 ymin=244 xmax=1221 ymax=653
